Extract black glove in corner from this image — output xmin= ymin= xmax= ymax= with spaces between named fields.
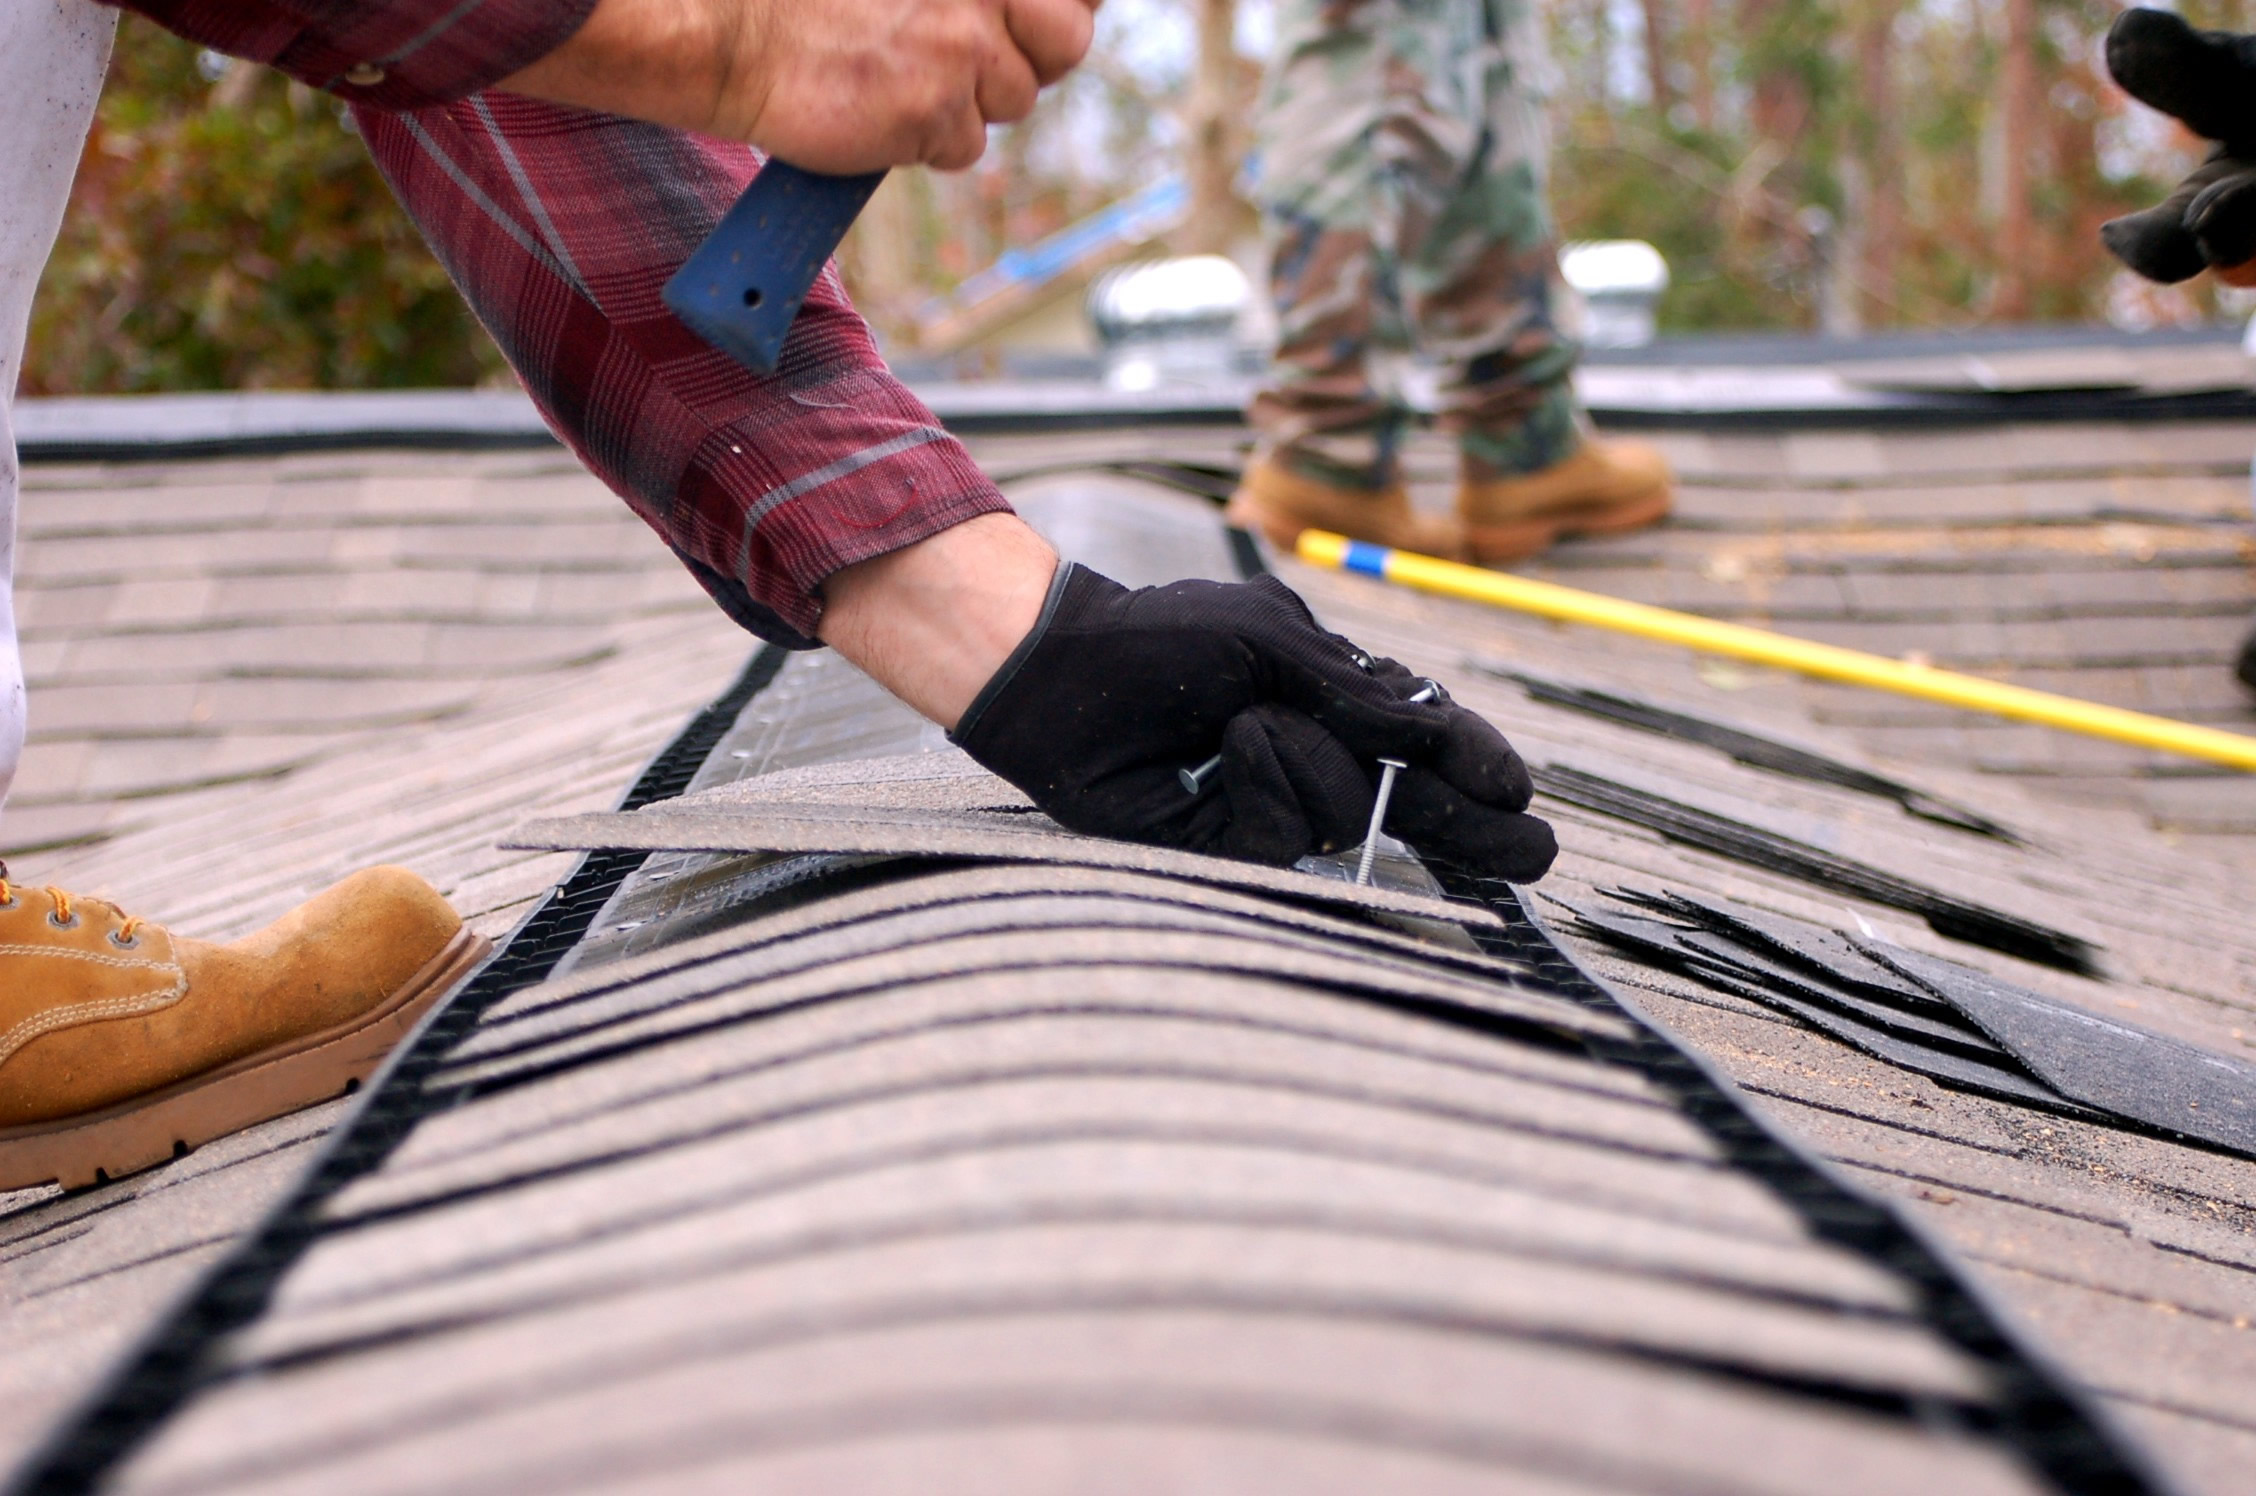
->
xmin=2101 ymin=9 xmax=2256 ymax=283
xmin=950 ymin=562 xmax=1558 ymax=884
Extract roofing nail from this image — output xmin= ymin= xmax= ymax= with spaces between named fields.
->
xmin=1179 ymin=753 xmax=1224 ymax=795
xmin=1356 ymin=757 xmax=1408 ymax=886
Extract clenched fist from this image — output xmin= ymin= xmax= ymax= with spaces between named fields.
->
xmin=503 ymin=0 xmax=1100 ymax=171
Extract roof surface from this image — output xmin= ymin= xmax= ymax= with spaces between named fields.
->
xmin=2 ymin=379 xmax=2254 ymax=1493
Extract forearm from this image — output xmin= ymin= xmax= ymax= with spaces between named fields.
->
xmin=112 ymin=0 xmax=1092 ymax=171
xmin=816 ymin=514 xmax=1058 ymax=730
xmin=354 ymin=99 xmax=1014 ymax=648
xmin=496 ymin=0 xmax=754 ymax=139
xmin=498 ymin=0 xmax=1098 ymax=173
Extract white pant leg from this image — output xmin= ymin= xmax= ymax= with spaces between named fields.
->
xmin=0 ymin=0 xmax=115 ymax=823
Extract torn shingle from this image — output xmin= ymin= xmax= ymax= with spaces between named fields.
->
xmin=1568 ymin=890 xmax=2256 ymax=1157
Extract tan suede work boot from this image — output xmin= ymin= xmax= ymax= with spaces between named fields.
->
xmin=1457 ymin=438 xmax=1674 ymax=565
xmin=0 ymin=865 xmax=486 ymax=1190
xmin=1226 ymin=454 xmax=1467 ymax=559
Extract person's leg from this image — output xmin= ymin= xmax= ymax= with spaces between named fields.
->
xmin=0 ymin=7 xmax=484 ymax=1191
xmin=1229 ymin=0 xmax=1460 ymax=556
xmin=1386 ymin=0 xmax=1578 ymax=474
xmin=0 ymin=0 xmax=115 ymax=823
xmin=1245 ymin=0 xmax=1391 ymax=482
xmin=1394 ymin=0 xmax=1670 ymax=564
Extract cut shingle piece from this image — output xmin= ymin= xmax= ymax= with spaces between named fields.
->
xmin=1563 ymin=884 xmax=2256 ymax=1167
xmin=1653 ymin=892 xmax=1961 ymax=1011
xmin=1675 ymin=932 xmax=2007 ymax=1057
xmin=1866 ymin=941 xmax=2256 ymax=1157
xmin=1676 ymin=949 xmax=2093 ymax=1114
xmin=1531 ymin=763 xmax=2101 ymax=974
xmin=507 ymin=754 xmax=1517 ymax=936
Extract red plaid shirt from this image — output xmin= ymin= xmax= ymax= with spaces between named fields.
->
xmin=113 ymin=0 xmax=1010 ymax=648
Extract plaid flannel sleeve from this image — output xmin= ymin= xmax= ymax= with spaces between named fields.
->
xmin=109 ymin=0 xmax=600 ymax=107
xmin=351 ymin=96 xmax=1011 ymax=647
xmin=107 ymin=0 xmax=1012 ymax=646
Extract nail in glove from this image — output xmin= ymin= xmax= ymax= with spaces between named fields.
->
xmin=2101 ymin=9 xmax=2256 ymax=286
xmin=950 ymin=563 xmax=1558 ymax=883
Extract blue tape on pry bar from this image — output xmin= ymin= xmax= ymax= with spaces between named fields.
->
xmin=663 ymin=163 xmax=887 ymax=376
xmin=1341 ymin=540 xmax=1391 ymax=577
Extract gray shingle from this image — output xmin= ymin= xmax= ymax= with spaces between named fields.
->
xmin=10 ymin=425 xmax=2255 ymax=1495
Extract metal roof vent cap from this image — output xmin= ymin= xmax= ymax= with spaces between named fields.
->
xmin=1088 ymin=255 xmax=1253 ymax=393
xmin=1560 ymin=239 xmax=1670 ymax=349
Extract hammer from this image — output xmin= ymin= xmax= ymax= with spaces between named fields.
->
xmin=663 ymin=163 xmax=888 ymax=375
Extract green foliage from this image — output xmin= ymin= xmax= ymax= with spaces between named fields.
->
xmin=19 ymin=1 xmax=2230 ymax=387
xmin=1547 ymin=0 xmax=2172 ymax=332
xmin=23 ymin=19 xmax=504 ymax=395
xmin=1553 ymin=123 xmax=1802 ymax=332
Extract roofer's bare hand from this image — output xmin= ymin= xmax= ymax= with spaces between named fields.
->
xmin=500 ymin=0 xmax=1100 ymax=172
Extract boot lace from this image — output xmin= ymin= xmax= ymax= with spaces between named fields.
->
xmin=0 ymin=863 xmax=144 ymax=945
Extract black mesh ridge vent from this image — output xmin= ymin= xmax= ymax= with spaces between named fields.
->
xmin=2 ymin=627 xmax=2177 ymax=1496
xmin=1246 ymin=518 xmax=2162 ymax=1496
xmin=1430 ymin=864 xmax=2176 ymax=1496
xmin=1 ymin=645 xmax=787 ymax=1496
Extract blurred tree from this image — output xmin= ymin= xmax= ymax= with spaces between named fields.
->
xmin=1548 ymin=0 xmax=2177 ymax=333
xmin=22 ymin=17 xmax=506 ymax=395
xmin=23 ymin=0 xmax=2241 ymax=397
xmin=1843 ymin=0 xmax=1905 ymax=329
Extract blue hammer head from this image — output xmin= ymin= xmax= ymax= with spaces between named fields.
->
xmin=662 ymin=163 xmax=889 ymax=375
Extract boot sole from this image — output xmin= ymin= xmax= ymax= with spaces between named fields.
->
xmin=1466 ymin=488 xmax=1673 ymax=566
xmin=0 ymin=926 xmax=489 ymax=1192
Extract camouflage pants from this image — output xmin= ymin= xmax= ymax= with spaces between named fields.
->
xmin=1249 ymin=0 xmax=1583 ymax=484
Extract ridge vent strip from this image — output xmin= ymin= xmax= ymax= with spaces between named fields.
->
xmin=0 ymin=646 xmax=788 ymax=1496
xmin=1236 ymin=507 xmax=2163 ymax=1493
xmin=1430 ymin=866 xmax=2180 ymax=1496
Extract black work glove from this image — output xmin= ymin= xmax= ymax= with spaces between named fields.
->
xmin=2101 ymin=9 xmax=2256 ymax=285
xmin=950 ymin=562 xmax=1558 ymax=884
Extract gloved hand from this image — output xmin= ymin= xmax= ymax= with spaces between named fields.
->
xmin=951 ymin=563 xmax=1558 ymax=884
xmin=2101 ymin=9 xmax=2256 ymax=286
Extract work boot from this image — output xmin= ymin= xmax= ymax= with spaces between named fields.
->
xmin=1225 ymin=454 xmax=1467 ymax=559
xmin=1457 ymin=438 xmax=1674 ymax=565
xmin=0 ymin=864 xmax=485 ymax=1190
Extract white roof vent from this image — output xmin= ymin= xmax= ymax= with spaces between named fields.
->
xmin=1088 ymin=255 xmax=1252 ymax=344
xmin=1561 ymin=240 xmax=1670 ymax=297
xmin=1559 ymin=240 xmax=1670 ymax=348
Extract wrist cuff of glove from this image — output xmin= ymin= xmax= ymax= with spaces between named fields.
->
xmin=951 ymin=558 xmax=1078 ymax=743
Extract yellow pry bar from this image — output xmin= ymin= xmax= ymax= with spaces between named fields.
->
xmin=1295 ymin=528 xmax=2256 ymax=774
